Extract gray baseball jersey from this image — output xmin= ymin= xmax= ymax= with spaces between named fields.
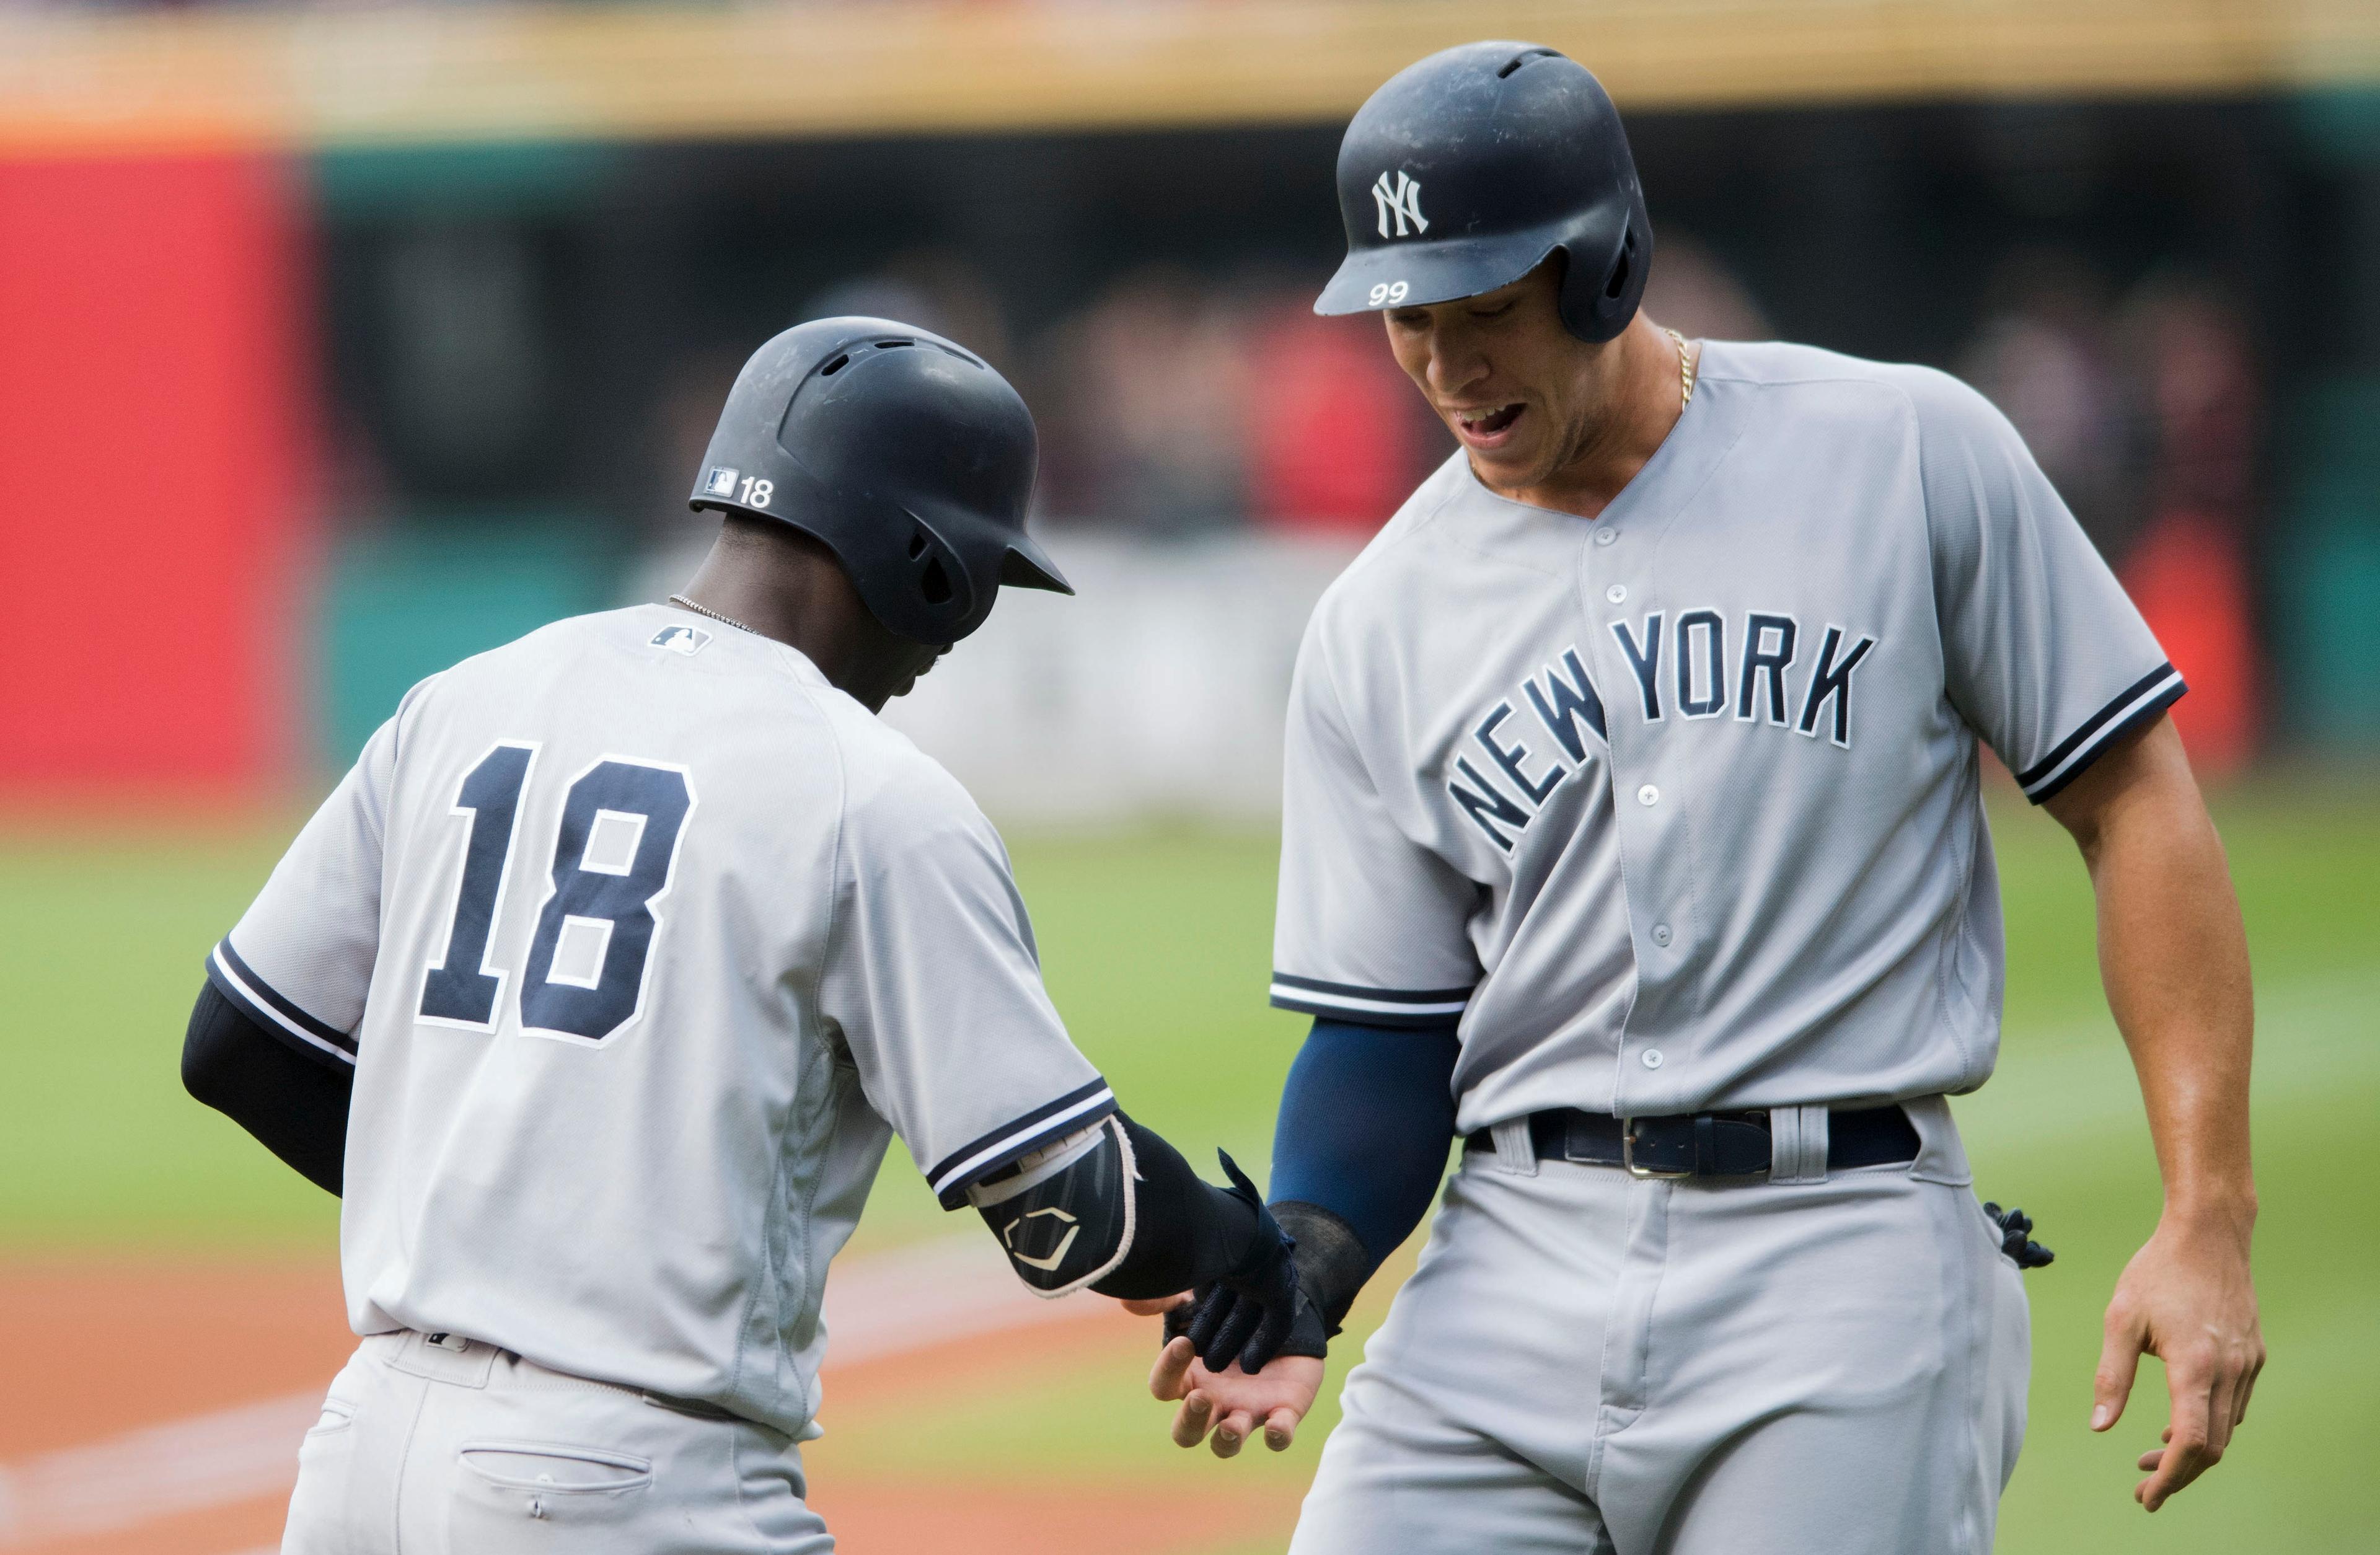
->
xmin=206 ymin=604 xmax=1114 ymax=1438
xmin=1269 ymin=340 xmax=2181 ymax=1130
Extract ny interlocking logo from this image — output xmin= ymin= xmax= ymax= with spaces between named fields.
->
xmin=1373 ymin=170 xmax=1429 ymax=238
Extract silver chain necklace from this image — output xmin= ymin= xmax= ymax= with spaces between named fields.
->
xmin=667 ymin=594 xmax=762 ymax=637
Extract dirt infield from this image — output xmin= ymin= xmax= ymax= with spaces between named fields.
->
xmin=0 ymin=1257 xmax=1300 ymax=1555
xmin=814 ymin=1486 xmax=1298 ymax=1554
xmin=0 ymin=1259 xmax=351 ymax=1461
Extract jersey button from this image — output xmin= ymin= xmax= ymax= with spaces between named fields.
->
xmin=1651 ymin=922 xmax=1673 ymax=947
xmin=1593 ymin=526 xmax=1619 ymax=546
xmin=1637 ymin=784 xmax=1660 ymax=806
xmin=1605 ymin=584 xmax=1628 ymax=604
xmin=1641 ymin=1049 xmax=1665 ymax=1069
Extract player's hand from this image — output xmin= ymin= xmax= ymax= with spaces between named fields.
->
xmin=2091 ymin=1210 xmax=2263 ymax=1512
xmin=1149 ymin=1334 xmax=1324 ymax=1458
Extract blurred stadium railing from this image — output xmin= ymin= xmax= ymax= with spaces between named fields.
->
xmin=3 ymin=2 xmax=2378 ymax=149
xmin=2 ymin=1 xmax=2376 ymax=817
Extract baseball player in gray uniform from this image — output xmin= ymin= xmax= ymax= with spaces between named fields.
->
xmin=1142 ymin=43 xmax=2264 ymax=1554
xmin=179 ymin=318 xmax=1321 ymax=1553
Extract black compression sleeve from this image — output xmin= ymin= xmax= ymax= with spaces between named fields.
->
xmin=1088 ymin=1112 xmax=1269 ymax=1300
xmin=182 ymin=982 xmax=351 ymax=1196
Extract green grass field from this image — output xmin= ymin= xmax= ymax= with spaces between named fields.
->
xmin=2 ymin=778 xmax=2374 ymax=1552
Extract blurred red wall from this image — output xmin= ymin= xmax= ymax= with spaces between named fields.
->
xmin=2123 ymin=509 xmax=2259 ymax=778
xmin=0 ymin=154 xmax=315 ymax=805
xmin=1246 ymin=308 xmax=1429 ymax=534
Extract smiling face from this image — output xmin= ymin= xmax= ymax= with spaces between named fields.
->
xmin=1383 ymin=260 xmax=1633 ymax=502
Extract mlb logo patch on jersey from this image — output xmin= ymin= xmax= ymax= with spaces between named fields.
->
xmin=702 ymin=465 xmax=740 ymax=498
xmin=651 ymin=624 xmax=713 ymax=657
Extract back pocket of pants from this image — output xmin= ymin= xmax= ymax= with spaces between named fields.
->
xmin=306 ymin=1398 xmax=357 ymax=1435
xmin=457 ymin=1441 xmax=654 ymax=1531
xmin=284 ymin=1395 xmax=364 ymax=1553
xmin=461 ymin=1442 xmax=652 ymax=1492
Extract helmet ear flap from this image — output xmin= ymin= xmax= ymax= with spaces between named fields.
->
xmin=1603 ymin=225 xmax=1639 ymax=303
xmin=900 ymin=521 xmax=974 ymax=637
xmin=1561 ymin=212 xmax=1653 ymax=345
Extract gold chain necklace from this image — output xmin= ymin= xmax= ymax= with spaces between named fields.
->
xmin=1664 ymin=327 xmax=1698 ymax=410
xmin=667 ymin=594 xmax=761 ymax=637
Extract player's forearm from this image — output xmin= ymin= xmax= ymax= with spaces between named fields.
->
xmin=2058 ymin=728 xmax=2255 ymax=1231
xmin=1266 ymin=1020 xmax=1460 ymax=1323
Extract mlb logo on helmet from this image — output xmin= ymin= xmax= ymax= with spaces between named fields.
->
xmin=651 ymin=625 xmax=713 ymax=657
xmin=702 ymin=466 xmax=739 ymax=498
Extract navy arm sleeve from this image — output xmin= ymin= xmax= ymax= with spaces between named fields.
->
xmin=182 ymin=980 xmax=351 ymax=1196
xmin=1265 ymin=1018 xmax=1460 ymax=1324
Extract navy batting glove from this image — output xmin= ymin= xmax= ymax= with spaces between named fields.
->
xmin=1983 ymin=1202 xmax=2056 ymax=1269
xmin=1169 ymin=1153 xmax=1329 ymax=1374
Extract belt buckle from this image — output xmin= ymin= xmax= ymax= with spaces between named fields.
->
xmin=1621 ymin=1117 xmax=1692 ymax=1179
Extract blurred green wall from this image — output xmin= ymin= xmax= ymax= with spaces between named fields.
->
xmin=318 ymin=518 xmax=622 ymax=767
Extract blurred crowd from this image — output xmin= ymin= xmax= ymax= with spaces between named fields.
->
xmin=638 ymin=235 xmax=1781 ymax=543
xmin=636 ymin=254 xmax=1451 ymax=546
xmin=732 ymin=235 xmax=2267 ymax=762
xmin=1955 ymin=251 xmax=2265 ymax=769
xmin=332 ymin=216 xmax=2267 ymax=555
xmin=679 ymin=236 xmax=2262 ymax=559
xmin=344 ymin=216 xmax=2268 ymax=769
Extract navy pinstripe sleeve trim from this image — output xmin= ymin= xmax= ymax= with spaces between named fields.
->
xmin=2015 ymin=663 xmax=2188 ymax=804
xmin=1268 ymin=972 xmax=1473 ymax=1028
xmin=925 ymin=1078 xmax=1117 ymax=1209
xmin=206 ymin=939 xmax=359 ymax=1066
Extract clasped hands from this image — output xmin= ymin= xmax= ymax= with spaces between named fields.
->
xmin=1122 ymin=1292 xmax=1326 ymax=1458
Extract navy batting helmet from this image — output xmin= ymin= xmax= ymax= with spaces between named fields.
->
xmin=689 ymin=317 xmax=1070 ymax=645
xmin=1315 ymin=43 xmax=1652 ymax=344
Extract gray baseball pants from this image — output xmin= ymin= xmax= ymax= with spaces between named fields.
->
xmin=281 ymin=1329 xmax=834 ymax=1554
xmin=1290 ymin=1098 xmax=2030 ymax=1555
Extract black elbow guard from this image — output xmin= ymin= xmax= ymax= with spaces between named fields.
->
xmin=966 ymin=1116 xmax=1137 ymax=1297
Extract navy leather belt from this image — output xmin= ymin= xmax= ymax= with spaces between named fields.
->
xmin=1464 ymin=1105 xmax=1919 ymax=1179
